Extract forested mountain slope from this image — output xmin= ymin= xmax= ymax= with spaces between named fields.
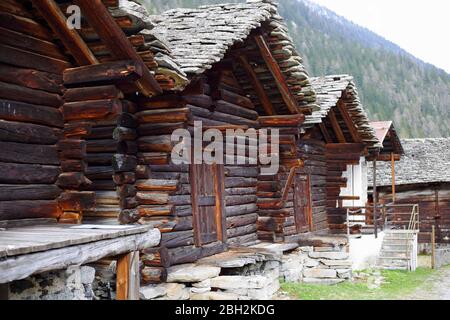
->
xmin=141 ymin=0 xmax=450 ymax=138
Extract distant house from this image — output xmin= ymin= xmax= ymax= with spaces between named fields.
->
xmin=368 ymin=138 xmax=450 ymax=244
xmin=303 ymin=75 xmax=381 ymax=233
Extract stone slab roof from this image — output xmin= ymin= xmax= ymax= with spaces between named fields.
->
xmin=307 ymin=75 xmax=381 ymax=148
xmin=368 ymin=138 xmax=450 ymax=187
xmin=149 ymin=0 xmax=275 ymax=76
xmin=147 ymin=0 xmax=317 ymax=107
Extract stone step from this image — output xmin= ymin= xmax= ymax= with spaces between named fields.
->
xmin=384 ymin=230 xmax=417 ymax=234
xmin=379 ymin=256 xmax=410 ymax=260
xmin=381 ymin=249 xmax=410 ymax=253
xmin=382 ymin=246 xmax=409 ymax=250
xmin=379 ymin=265 xmax=408 ymax=270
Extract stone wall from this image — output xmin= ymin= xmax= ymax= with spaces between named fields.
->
xmin=140 ymin=240 xmax=353 ymax=301
xmin=280 ymin=246 xmax=352 ymax=285
xmin=8 ymin=266 xmax=96 ymax=300
xmin=435 ymin=246 xmax=450 ymax=269
xmin=140 ymin=260 xmax=281 ymax=300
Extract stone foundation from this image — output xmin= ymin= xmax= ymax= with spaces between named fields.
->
xmin=280 ymin=245 xmax=352 ymax=285
xmin=140 ymin=237 xmax=353 ymax=300
xmin=140 ymin=259 xmax=281 ymax=300
xmin=8 ymin=266 xmax=96 ymax=300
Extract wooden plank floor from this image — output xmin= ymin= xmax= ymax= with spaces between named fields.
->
xmin=0 ymin=223 xmax=151 ymax=258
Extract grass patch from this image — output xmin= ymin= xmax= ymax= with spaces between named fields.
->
xmin=281 ymin=268 xmax=437 ymax=300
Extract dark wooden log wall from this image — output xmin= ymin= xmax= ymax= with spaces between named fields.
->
xmin=256 ymin=125 xmax=302 ymax=243
xmin=378 ymin=183 xmax=450 ymax=244
xmin=298 ymin=131 xmax=329 ymax=232
xmin=326 ymin=144 xmax=364 ymax=233
xmin=60 ymin=62 xmax=143 ymax=223
xmin=136 ymin=63 xmax=262 ymax=281
xmin=0 ymin=1 xmax=70 ymax=221
xmin=29 ymin=0 xmax=177 ymax=92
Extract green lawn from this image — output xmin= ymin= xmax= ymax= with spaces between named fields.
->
xmin=281 ymin=268 xmax=437 ymax=300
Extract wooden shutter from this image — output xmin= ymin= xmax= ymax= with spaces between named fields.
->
xmin=190 ymin=163 xmax=226 ymax=246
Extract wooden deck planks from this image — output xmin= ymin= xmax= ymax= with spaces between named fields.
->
xmin=0 ymin=223 xmax=151 ymax=257
xmin=0 ymin=228 xmax=161 ymax=284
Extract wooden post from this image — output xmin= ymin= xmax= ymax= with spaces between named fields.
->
xmin=307 ymin=174 xmax=314 ymax=231
xmin=373 ymin=159 xmax=378 ymax=238
xmin=391 ymin=152 xmax=396 ymax=202
xmin=128 ymin=251 xmax=140 ymax=300
xmin=0 ymin=283 xmax=9 ymax=300
xmin=431 ymin=225 xmax=436 ymax=269
xmin=116 ymin=251 xmax=140 ymax=300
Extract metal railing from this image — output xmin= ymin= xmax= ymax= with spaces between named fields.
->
xmin=344 ymin=203 xmax=420 ymax=240
xmin=380 ymin=203 xmax=420 ymax=271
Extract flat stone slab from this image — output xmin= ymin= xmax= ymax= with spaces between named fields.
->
xmin=303 ymin=278 xmax=345 ymax=285
xmin=164 ymin=283 xmax=190 ymax=300
xmin=210 ymin=275 xmax=271 ymax=290
xmin=190 ymin=291 xmax=240 ymax=300
xmin=197 ymin=247 xmax=280 ymax=268
xmin=139 ymin=284 xmax=167 ymax=300
xmin=251 ymin=242 xmax=299 ymax=254
xmin=166 ymin=264 xmax=221 ymax=283
xmin=298 ymin=234 xmax=348 ymax=247
xmin=309 ymin=251 xmax=349 ymax=260
xmin=303 ymin=268 xmax=337 ymax=279
xmin=304 ymin=258 xmax=320 ymax=267
xmin=320 ymin=259 xmax=353 ymax=266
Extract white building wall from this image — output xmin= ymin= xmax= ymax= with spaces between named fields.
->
xmin=340 ymin=156 xmax=368 ymax=207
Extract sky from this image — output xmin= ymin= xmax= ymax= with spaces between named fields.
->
xmin=308 ymin=0 xmax=450 ymax=73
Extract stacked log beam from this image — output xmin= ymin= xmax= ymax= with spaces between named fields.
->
xmin=256 ymin=115 xmax=304 ymax=243
xmin=134 ymin=84 xmax=189 ymax=282
xmin=0 ymin=0 xmax=69 ymax=221
xmin=298 ymin=129 xmax=329 ymax=231
xmin=210 ymin=67 xmax=260 ymax=247
xmin=34 ymin=0 xmax=188 ymax=92
xmin=325 ymin=144 xmax=364 ymax=233
xmin=61 ymin=62 xmax=142 ymax=222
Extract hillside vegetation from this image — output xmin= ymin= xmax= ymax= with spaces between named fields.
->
xmin=141 ymin=0 xmax=450 ymax=138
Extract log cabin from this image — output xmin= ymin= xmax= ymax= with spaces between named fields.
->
xmin=302 ymin=75 xmax=382 ymax=235
xmin=0 ymin=0 xmax=323 ymax=288
xmin=0 ymin=0 xmax=171 ymax=299
xmin=0 ymin=0 xmax=390 ymax=294
xmin=129 ymin=0 xmax=320 ymax=276
xmin=368 ymin=138 xmax=450 ymax=244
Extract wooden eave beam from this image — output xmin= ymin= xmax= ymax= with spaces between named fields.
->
xmin=73 ymin=0 xmax=162 ymax=96
xmin=254 ymin=35 xmax=298 ymax=114
xmin=326 ymin=143 xmax=366 ymax=154
xmin=319 ymin=122 xmax=333 ymax=143
xmin=375 ymin=153 xmax=401 ymax=161
xmin=328 ymin=109 xmax=346 ymax=143
xmin=31 ymin=0 xmax=98 ymax=66
xmin=337 ymin=99 xmax=362 ymax=143
xmin=238 ymin=55 xmax=275 ymax=116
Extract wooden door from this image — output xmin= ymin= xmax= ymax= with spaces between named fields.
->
xmin=294 ymin=174 xmax=313 ymax=232
xmin=190 ymin=163 xmax=226 ymax=246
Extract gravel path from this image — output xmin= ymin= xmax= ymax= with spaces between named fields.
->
xmin=405 ymin=267 xmax=450 ymax=300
